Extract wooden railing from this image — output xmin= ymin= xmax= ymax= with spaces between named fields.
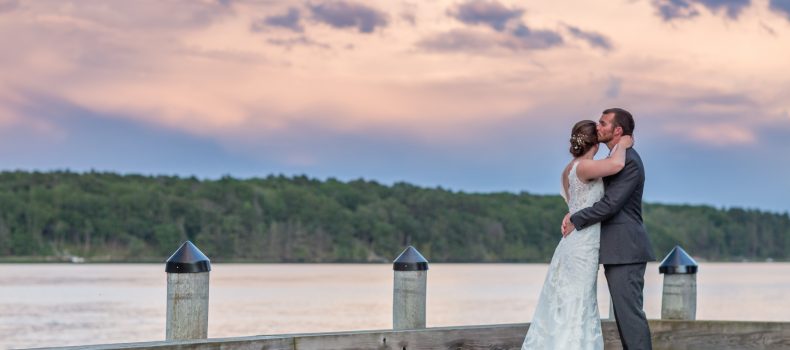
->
xmin=36 ymin=320 xmax=790 ymax=350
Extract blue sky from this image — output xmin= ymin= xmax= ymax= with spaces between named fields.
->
xmin=0 ymin=0 xmax=789 ymax=212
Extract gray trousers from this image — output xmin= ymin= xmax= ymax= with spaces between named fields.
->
xmin=604 ymin=263 xmax=653 ymax=350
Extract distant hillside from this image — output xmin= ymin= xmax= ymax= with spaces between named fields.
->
xmin=0 ymin=171 xmax=787 ymax=262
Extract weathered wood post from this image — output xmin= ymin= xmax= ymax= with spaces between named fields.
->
xmin=165 ymin=241 xmax=211 ymax=340
xmin=658 ymin=245 xmax=698 ymax=320
xmin=393 ymin=245 xmax=428 ymax=330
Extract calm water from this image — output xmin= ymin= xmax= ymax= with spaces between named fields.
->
xmin=0 ymin=263 xmax=788 ymax=349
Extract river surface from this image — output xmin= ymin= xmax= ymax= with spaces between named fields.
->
xmin=0 ymin=263 xmax=787 ymax=349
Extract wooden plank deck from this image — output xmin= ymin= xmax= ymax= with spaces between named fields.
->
xmin=31 ymin=320 xmax=790 ymax=350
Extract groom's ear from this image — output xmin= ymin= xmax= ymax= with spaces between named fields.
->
xmin=613 ymin=126 xmax=624 ymax=137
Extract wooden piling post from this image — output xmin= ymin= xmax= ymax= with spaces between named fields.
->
xmin=659 ymin=245 xmax=698 ymax=320
xmin=393 ymin=245 xmax=428 ymax=330
xmin=165 ymin=241 xmax=211 ymax=340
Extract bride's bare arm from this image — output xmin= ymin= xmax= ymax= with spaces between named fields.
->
xmin=575 ymin=136 xmax=632 ymax=182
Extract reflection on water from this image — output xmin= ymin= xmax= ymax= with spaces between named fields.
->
xmin=0 ymin=263 xmax=788 ymax=349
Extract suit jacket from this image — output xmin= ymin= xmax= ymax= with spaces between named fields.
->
xmin=570 ymin=148 xmax=656 ymax=265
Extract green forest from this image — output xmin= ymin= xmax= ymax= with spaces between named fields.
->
xmin=0 ymin=171 xmax=787 ymax=263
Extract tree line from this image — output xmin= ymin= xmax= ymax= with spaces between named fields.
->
xmin=0 ymin=171 xmax=787 ymax=262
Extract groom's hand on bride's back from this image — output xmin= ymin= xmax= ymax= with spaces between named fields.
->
xmin=561 ymin=213 xmax=574 ymax=237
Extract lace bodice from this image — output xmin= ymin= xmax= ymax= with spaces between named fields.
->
xmin=566 ymin=161 xmax=605 ymax=214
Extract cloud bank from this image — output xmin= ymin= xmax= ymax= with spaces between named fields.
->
xmin=0 ymin=0 xmax=788 ymax=210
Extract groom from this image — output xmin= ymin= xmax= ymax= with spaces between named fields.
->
xmin=562 ymin=108 xmax=656 ymax=350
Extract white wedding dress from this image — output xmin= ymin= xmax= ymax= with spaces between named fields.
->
xmin=521 ymin=161 xmax=604 ymax=350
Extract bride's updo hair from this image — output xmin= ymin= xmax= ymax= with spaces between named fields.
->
xmin=569 ymin=120 xmax=598 ymax=157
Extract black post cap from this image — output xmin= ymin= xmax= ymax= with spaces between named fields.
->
xmin=165 ymin=241 xmax=211 ymax=273
xmin=659 ymin=245 xmax=698 ymax=275
xmin=393 ymin=246 xmax=429 ymax=271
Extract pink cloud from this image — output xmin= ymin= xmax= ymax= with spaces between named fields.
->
xmin=664 ymin=122 xmax=756 ymax=147
xmin=0 ymin=88 xmax=64 ymax=139
xmin=0 ymin=0 xmax=788 ymax=155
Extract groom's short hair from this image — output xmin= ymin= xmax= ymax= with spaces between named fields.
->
xmin=603 ymin=108 xmax=634 ymax=136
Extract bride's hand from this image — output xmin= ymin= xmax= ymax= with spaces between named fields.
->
xmin=619 ymin=135 xmax=634 ymax=148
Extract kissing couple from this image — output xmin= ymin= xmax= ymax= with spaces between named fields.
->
xmin=522 ymin=108 xmax=656 ymax=350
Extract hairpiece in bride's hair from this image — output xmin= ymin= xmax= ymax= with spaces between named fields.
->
xmin=571 ymin=133 xmax=586 ymax=151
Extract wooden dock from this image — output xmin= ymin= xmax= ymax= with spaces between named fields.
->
xmin=34 ymin=320 xmax=790 ymax=350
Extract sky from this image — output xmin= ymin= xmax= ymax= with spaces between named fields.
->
xmin=0 ymin=0 xmax=789 ymax=212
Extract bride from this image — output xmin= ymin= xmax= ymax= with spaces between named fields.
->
xmin=521 ymin=120 xmax=632 ymax=349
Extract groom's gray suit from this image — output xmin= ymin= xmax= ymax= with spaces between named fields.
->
xmin=570 ymin=147 xmax=656 ymax=350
